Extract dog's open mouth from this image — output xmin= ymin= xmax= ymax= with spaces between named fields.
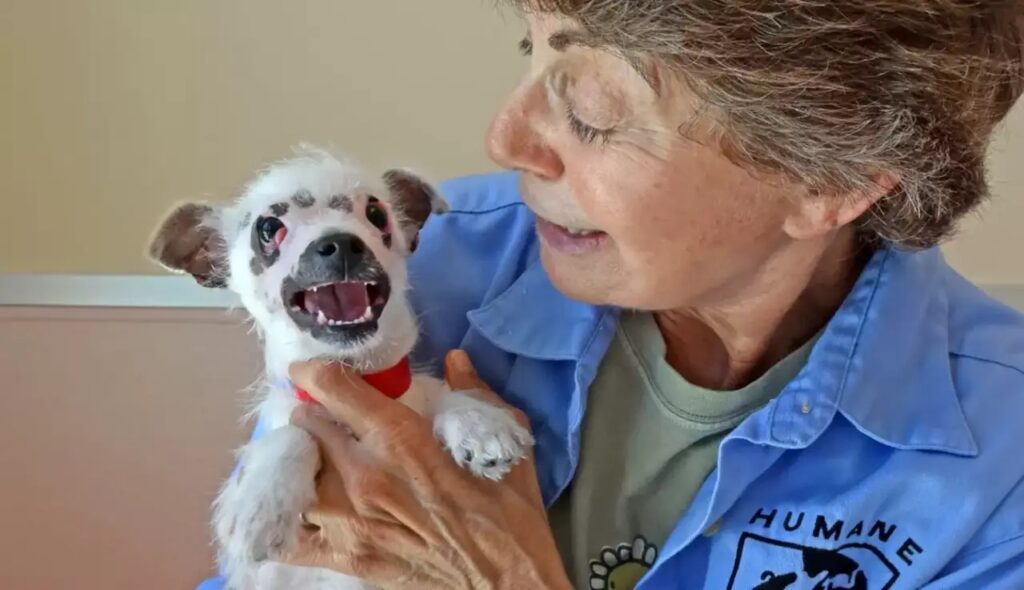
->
xmin=286 ymin=278 xmax=391 ymax=328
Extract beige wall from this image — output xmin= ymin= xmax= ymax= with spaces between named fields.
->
xmin=0 ymin=0 xmax=1021 ymax=283
xmin=0 ymin=306 xmax=258 ymax=589
xmin=0 ymin=1 xmax=523 ymax=274
xmin=944 ymin=104 xmax=1024 ymax=284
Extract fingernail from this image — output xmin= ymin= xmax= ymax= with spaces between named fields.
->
xmin=450 ymin=350 xmax=472 ymax=372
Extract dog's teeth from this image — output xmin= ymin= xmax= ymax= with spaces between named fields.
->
xmin=317 ymin=310 xmax=327 ymax=325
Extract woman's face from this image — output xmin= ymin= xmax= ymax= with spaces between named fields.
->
xmin=486 ymin=14 xmax=813 ymax=311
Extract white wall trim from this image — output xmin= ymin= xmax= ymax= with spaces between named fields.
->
xmin=0 ymin=273 xmax=1021 ymax=310
xmin=0 ymin=274 xmax=240 ymax=308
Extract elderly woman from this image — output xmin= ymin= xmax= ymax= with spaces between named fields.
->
xmin=203 ymin=1 xmax=1024 ymax=589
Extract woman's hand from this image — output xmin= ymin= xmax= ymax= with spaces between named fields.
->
xmin=283 ymin=350 xmax=571 ymax=590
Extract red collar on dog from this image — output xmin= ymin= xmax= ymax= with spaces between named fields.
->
xmin=295 ymin=357 xmax=413 ymax=403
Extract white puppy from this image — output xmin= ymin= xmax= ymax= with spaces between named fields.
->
xmin=148 ymin=146 xmax=533 ymax=590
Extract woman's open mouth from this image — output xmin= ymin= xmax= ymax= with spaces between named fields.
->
xmin=285 ymin=278 xmax=391 ymax=328
xmin=535 ymin=217 xmax=608 ymax=254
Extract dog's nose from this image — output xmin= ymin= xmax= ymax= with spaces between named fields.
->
xmin=298 ymin=232 xmax=374 ymax=281
xmin=313 ymin=233 xmax=366 ymax=259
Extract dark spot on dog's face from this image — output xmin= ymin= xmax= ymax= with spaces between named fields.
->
xmin=382 ymin=234 xmax=392 ymax=249
xmin=250 ymin=256 xmax=264 ymax=276
xmin=270 ymin=202 xmax=289 ymax=217
xmin=328 ymin=194 xmax=353 ymax=212
xmin=292 ymin=189 xmax=315 ymax=208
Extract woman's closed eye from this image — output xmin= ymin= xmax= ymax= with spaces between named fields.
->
xmin=546 ymin=70 xmax=619 ymax=145
xmin=564 ymin=103 xmax=614 ymax=144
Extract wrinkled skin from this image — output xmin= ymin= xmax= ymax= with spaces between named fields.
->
xmin=283 ymin=351 xmax=571 ymax=590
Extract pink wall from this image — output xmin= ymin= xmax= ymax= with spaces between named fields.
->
xmin=0 ymin=306 xmax=260 ymax=589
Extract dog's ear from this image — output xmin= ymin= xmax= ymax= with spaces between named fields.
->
xmin=147 ymin=202 xmax=229 ymax=288
xmin=382 ymin=169 xmax=448 ymax=251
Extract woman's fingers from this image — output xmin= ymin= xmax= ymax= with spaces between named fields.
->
xmin=290 ymin=360 xmax=409 ymax=438
xmin=293 ymin=403 xmax=441 ymax=543
xmin=357 ymin=470 xmax=442 ymax=546
xmin=307 ymin=432 xmax=357 ymax=515
xmin=284 ymin=513 xmax=425 ymax=581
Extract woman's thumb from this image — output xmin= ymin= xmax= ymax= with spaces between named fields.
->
xmin=444 ymin=349 xmax=485 ymax=390
xmin=445 ymin=350 xmax=509 ymax=406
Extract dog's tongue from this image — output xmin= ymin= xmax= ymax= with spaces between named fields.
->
xmin=307 ymin=282 xmax=369 ymax=322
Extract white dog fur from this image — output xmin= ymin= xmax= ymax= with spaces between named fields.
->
xmin=148 ymin=146 xmax=533 ymax=590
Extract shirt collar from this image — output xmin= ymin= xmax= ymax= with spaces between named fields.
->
xmin=467 ymin=257 xmax=612 ymax=361
xmin=759 ymin=247 xmax=978 ymax=457
xmin=470 ymin=244 xmax=978 ymax=457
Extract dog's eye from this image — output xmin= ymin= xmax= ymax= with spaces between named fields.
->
xmin=365 ymin=199 xmax=388 ymax=231
xmin=256 ymin=216 xmax=286 ymax=246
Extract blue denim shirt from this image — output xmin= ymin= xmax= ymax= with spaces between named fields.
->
xmin=199 ymin=172 xmax=1024 ymax=589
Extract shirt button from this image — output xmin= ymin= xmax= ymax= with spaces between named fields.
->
xmin=703 ymin=519 xmax=722 ymax=537
xmin=801 ymin=401 xmax=812 ymax=415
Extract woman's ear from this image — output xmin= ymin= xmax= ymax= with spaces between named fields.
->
xmin=783 ymin=171 xmax=899 ymax=240
xmin=382 ymin=169 xmax=449 ymax=252
xmin=147 ymin=202 xmax=229 ymax=288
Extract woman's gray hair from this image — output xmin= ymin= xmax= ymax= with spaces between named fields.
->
xmin=506 ymin=0 xmax=1024 ymax=248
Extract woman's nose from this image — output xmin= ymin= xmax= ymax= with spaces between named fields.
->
xmin=486 ymin=85 xmax=564 ymax=181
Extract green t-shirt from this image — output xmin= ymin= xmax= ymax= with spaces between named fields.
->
xmin=548 ymin=312 xmax=817 ymax=590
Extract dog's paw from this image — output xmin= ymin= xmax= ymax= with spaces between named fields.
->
xmin=214 ymin=426 xmax=319 ymax=585
xmin=433 ymin=393 xmax=534 ymax=480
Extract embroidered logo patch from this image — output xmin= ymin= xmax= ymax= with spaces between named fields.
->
xmin=588 ymin=536 xmax=658 ymax=590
